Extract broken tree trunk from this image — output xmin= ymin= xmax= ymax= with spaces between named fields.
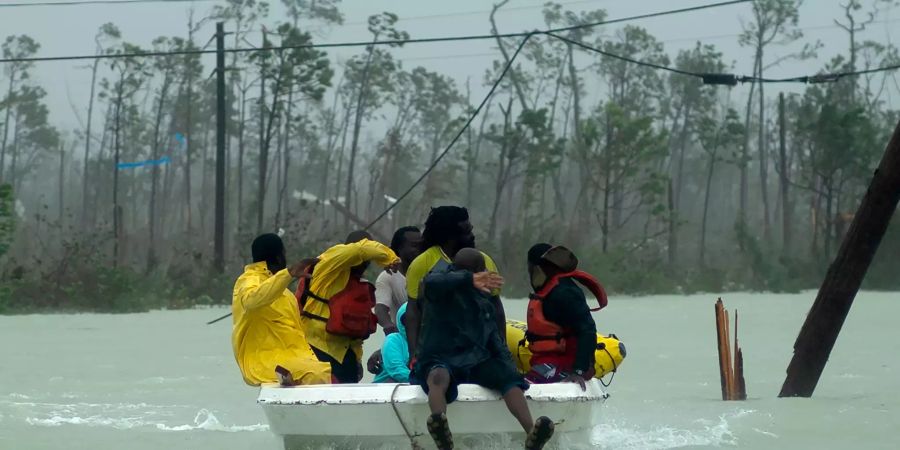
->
xmin=715 ymin=299 xmax=731 ymax=400
xmin=716 ymin=298 xmax=747 ymax=401
xmin=779 ymin=118 xmax=900 ymax=397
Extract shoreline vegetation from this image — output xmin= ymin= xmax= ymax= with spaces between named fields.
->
xmin=2 ymin=2 xmax=900 ymax=313
xmin=2 ymin=218 xmax=898 ymax=314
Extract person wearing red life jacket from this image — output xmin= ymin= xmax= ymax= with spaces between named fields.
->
xmin=298 ymin=230 xmax=400 ymax=384
xmin=524 ymin=243 xmax=608 ymax=390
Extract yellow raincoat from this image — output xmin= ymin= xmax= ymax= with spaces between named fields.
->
xmin=232 ymin=262 xmax=331 ymax=386
xmin=300 ymin=239 xmax=399 ymax=362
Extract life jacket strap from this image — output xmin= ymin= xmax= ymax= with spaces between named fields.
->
xmin=306 ymin=291 xmax=329 ymax=304
xmin=535 ymin=270 xmax=608 ymax=311
xmin=301 ymin=311 xmax=328 ymax=322
xmin=526 ymin=331 xmax=568 ymax=343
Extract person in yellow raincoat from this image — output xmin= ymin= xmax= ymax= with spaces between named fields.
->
xmin=300 ymin=231 xmax=400 ymax=383
xmin=232 ymin=233 xmax=332 ymax=386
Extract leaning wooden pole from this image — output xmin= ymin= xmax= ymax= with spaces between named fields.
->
xmin=780 ymin=118 xmax=900 ymax=397
xmin=716 ymin=298 xmax=747 ymax=401
xmin=734 ymin=310 xmax=746 ymax=400
xmin=715 ymin=299 xmax=729 ymax=400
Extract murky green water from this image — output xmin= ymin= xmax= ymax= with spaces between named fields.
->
xmin=1 ymin=292 xmax=898 ymax=449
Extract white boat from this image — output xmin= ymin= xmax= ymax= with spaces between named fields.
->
xmin=258 ymin=380 xmax=608 ymax=449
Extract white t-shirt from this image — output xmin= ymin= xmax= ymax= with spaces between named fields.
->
xmin=375 ymin=271 xmax=407 ymax=325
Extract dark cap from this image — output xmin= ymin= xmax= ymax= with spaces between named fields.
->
xmin=527 ymin=243 xmax=553 ymax=265
xmin=252 ymin=233 xmax=284 ymax=263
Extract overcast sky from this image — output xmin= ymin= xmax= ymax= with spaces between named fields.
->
xmin=1 ymin=0 xmax=899 ymax=134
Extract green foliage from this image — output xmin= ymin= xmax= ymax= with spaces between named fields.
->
xmin=252 ymin=24 xmax=334 ymax=102
xmin=281 ymin=0 xmax=344 ymax=25
xmin=0 ymin=266 xmax=232 ymax=314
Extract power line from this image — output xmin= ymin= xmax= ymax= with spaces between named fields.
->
xmin=659 ymin=17 xmax=900 ymax=45
xmin=0 ymin=0 xmax=219 ymax=7
xmin=549 ymin=31 xmax=900 ymax=85
xmin=548 ymin=31 xmax=697 ymax=78
xmin=0 ymin=0 xmax=751 ymax=64
xmin=364 ymin=33 xmax=536 ymax=230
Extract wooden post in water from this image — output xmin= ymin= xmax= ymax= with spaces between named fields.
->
xmin=715 ymin=298 xmax=746 ymax=400
xmin=780 ymin=118 xmax=900 ymax=398
xmin=734 ymin=310 xmax=746 ymax=400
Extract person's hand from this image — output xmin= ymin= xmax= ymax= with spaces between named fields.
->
xmin=408 ymin=356 xmax=417 ymax=371
xmin=385 ymin=261 xmax=401 ymax=274
xmin=383 ymin=325 xmax=399 ymax=335
xmin=561 ymin=373 xmax=587 ymax=391
xmin=288 ymin=258 xmax=318 ymax=279
xmin=367 ymin=350 xmax=383 ymax=375
xmin=472 ymin=272 xmax=504 ymax=294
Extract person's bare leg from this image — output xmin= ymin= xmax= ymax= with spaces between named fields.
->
xmin=427 ymin=368 xmax=451 ymax=414
xmin=502 ymin=387 xmax=534 ymax=433
xmin=426 ymin=368 xmax=454 ymax=450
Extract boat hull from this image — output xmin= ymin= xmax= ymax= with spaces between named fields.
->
xmin=258 ymin=380 xmax=607 ymax=449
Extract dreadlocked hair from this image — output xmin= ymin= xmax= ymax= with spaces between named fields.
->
xmin=422 ymin=206 xmax=469 ymax=250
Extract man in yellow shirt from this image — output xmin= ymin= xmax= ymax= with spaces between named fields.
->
xmin=232 ymin=233 xmax=332 ymax=386
xmin=300 ymin=231 xmax=400 ymax=383
xmin=405 ymin=206 xmax=505 ymax=359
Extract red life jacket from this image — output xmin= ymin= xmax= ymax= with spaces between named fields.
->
xmin=297 ymin=272 xmax=378 ymax=340
xmin=526 ymin=270 xmax=608 ymax=358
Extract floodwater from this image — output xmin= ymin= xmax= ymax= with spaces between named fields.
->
xmin=1 ymin=292 xmax=898 ymax=449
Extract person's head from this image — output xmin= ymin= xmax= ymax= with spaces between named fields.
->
xmin=422 ymin=206 xmax=475 ymax=257
xmin=252 ymin=233 xmax=287 ymax=273
xmin=345 ymin=230 xmax=372 ymax=244
xmin=453 ymin=247 xmax=486 ymax=273
xmin=345 ymin=230 xmax=374 ymax=277
xmin=390 ymin=226 xmax=423 ymax=267
xmin=396 ymin=302 xmax=409 ymax=336
xmin=527 ymin=243 xmax=555 ymax=290
xmin=527 ymin=243 xmax=578 ymax=290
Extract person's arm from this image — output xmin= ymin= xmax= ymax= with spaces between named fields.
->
xmin=405 ymin=298 xmax=421 ymax=359
xmin=374 ymin=272 xmax=398 ymax=333
xmin=321 ymin=239 xmax=400 ymax=272
xmin=237 ymin=269 xmax=293 ymax=311
xmin=404 ymin=258 xmax=427 ymax=359
xmin=545 ymin=285 xmax=597 ymax=374
xmin=422 ymin=270 xmax=472 ymax=297
xmin=381 ymin=334 xmax=411 ymax=383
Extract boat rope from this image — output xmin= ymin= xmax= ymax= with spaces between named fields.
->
xmin=390 ymin=384 xmax=423 ymax=450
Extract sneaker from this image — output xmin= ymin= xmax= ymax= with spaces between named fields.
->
xmin=275 ymin=366 xmax=293 ymax=387
xmin=426 ymin=412 xmax=453 ymax=450
xmin=524 ymin=416 xmax=555 ymax=450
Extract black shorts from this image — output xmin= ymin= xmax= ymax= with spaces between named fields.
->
xmin=312 ymin=346 xmax=358 ymax=384
xmin=415 ymin=357 xmax=528 ymax=403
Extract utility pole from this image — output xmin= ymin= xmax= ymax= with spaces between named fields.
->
xmin=58 ymin=141 xmax=65 ymax=225
xmin=778 ymin=93 xmax=790 ymax=258
xmin=780 ymin=118 xmax=900 ymax=397
xmin=214 ymin=22 xmax=226 ymax=273
xmin=257 ymin=28 xmax=267 ymax=233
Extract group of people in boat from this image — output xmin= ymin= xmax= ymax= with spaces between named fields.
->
xmin=230 ymin=205 xmax=607 ymax=450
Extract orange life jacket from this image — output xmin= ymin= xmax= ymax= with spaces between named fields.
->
xmin=297 ymin=270 xmax=378 ymax=340
xmin=526 ymin=270 xmax=608 ymax=354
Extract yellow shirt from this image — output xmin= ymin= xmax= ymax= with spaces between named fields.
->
xmin=405 ymin=245 xmax=500 ymax=300
xmin=300 ymin=239 xmax=400 ymax=362
xmin=231 ymin=262 xmax=331 ymax=386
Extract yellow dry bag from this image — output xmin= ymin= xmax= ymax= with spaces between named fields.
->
xmin=505 ymin=319 xmax=625 ymax=378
